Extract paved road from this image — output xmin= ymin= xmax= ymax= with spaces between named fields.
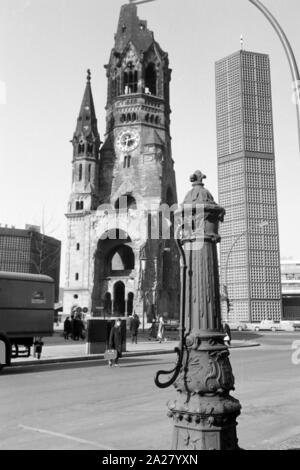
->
xmin=0 ymin=333 xmax=300 ymax=450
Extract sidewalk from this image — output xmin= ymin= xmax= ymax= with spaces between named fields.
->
xmin=11 ymin=338 xmax=259 ymax=367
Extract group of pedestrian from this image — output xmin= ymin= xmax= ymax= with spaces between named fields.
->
xmin=63 ymin=314 xmax=85 ymax=341
xmin=128 ymin=313 xmax=166 ymax=344
xmin=106 ymin=313 xmax=167 ymax=368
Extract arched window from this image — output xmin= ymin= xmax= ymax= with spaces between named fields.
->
xmin=166 ymin=187 xmax=174 ymax=206
xmin=87 ymin=143 xmax=93 ymax=154
xmin=145 ymin=63 xmax=157 ymax=95
xmin=123 ymin=155 xmax=131 ymax=168
xmin=110 ymin=246 xmax=135 ymax=272
xmin=78 ymin=164 xmax=82 ymax=181
xmin=104 ymin=292 xmax=112 ymax=315
xmin=120 ymin=114 xmax=126 ymax=123
xmin=150 ymin=115 xmax=154 ymax=124
xmin=127 ymin=113 xmax=131 ymax=122
xmin=127 ymin=292 xmax=134 ymax=316
xmin=145 ymin=113 xmax=149 ymax=122
xmin=78 ymin=143 xmax=84 ymax=154
xmin=75 ymin=201 xmax=84 ymax=211
xmin=115 ymin=195 xmax=137 ymax=212
xmin=132 ymin=112 xmax=137 ymax=121
xmin=88 ymin=164 xmax=91 ymax=182
xmin=76 ymin=243 xmax=80 ymax=251
xmin=113 ymin=281 xmax=125 ymax=316
xmin=124 ymin=69 xmax=138 ymax=94
xmin=155 ymin=116 xmax=160 ymax=125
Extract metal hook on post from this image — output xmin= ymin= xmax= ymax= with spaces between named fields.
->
xmin=154 ymin=224 xmax=188 ymax=389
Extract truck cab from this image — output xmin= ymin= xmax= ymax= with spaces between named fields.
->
xmin=0 ymin=272 xmax=54 ymax=369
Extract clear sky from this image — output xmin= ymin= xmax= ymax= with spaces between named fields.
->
xmin=1 ymin=0 xmax=300 ymax=285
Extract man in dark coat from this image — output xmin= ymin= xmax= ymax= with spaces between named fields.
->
xmin=148 ymin=317 xmax=157 ymax=340
xmin=129 ymin=314 xmax=140 ymax=344
xmin=108 ymin=318 xmax=123 ymax=366
xmin=63 ymin=316 xmax=72 ymax=340
xmin=72 ymin=315 xmax=85 ymax=341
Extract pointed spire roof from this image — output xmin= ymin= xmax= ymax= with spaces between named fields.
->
xmin=114 ymin=3 xmax=155 ymax=53
xmin=74 ymin=69 xmax=99 ymax=142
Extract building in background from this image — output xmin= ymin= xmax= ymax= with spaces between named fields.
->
xmin=215 ymin=49 xmax=282 ymax=323
xmin=63 ymin=3 xmax=179 ymax=322
xmin=0 ymin=225 xmax=61 ymax=301
xmin=281 ymin=259 xmax=300 ymax=321
xmin=281 ymin=259 xmax=300 ymax=294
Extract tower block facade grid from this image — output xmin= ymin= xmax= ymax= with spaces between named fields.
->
xmin=216 ymin=50 xmax=282 ymax=322
xmin=64 ymin=3 xmax=180 ymax=320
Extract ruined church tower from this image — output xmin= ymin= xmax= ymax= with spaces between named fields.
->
xmin=64 ymin=3 xmax=179 ymax=323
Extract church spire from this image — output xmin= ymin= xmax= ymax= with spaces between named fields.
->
xmin=72 ymin=69 xmax=100 ymax=160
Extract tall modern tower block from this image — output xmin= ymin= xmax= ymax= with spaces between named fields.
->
xmin=215 ymin=50 xmax=282 ymax=323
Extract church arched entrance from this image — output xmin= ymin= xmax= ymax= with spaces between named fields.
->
xmin=104 ymin=292 xmax=112 ymax=315
xmin=113 ymin=281 xmax=125 ymax=316
xmin=92 ymin=229 xmax=135 ymax=315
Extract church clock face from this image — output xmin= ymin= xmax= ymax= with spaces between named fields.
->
xmin=116 ymin=129 xmax=140 ymax=152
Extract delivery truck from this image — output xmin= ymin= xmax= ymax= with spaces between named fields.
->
xmin=0 ymin=271 xmax=54 ymax=370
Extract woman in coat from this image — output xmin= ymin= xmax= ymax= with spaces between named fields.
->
xmin=157 ymin=316 xmax=166 ymax=343
xmin=108 ymin=318 xmax=123 ymax=366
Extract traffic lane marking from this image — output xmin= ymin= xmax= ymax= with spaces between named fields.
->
xmin=18 ymin=424 xmax=114 ymax=450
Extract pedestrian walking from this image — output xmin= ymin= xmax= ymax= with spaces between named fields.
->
xmin=33 ymin=337 xmax=44 ymax=359
xmin=129 ymin=313 xmax=140 ymax=344
xmin=223 ymin=322 xmax=232 ymax=346
xmin=108 ymin=318 xmax=123 ymax=367
xmin=63 ymin=316 xmax=72 ymax=340
xmin=148 ymin=317 xmax=157 ymax=340
xmin=157 ymin=316 xmax=166 ymax=343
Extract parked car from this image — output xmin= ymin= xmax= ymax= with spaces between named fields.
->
xmin=293 ymin=321 xmax=300 ymax=331
xmin=251 ymin=320 xmax=280 ymax=332
xmin=279 ymin=321 xmax=296 ymax=332
xmin=164 ymin=319 xmax=180 ymax=331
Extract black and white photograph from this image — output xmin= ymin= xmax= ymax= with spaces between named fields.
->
xmin=0 ymin=0 xmax=300 ymax=455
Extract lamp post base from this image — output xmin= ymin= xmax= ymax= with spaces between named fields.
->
xmin=168 ymin=395 xmax=241 ymax=450
xmin=167 ymin=331 xmax=241 ymax=451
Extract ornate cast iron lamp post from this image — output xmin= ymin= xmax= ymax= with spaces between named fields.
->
xmin=155 ymin=171 xmax=241 ymax=450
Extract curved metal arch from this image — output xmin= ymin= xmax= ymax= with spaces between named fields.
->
xmin=249 ymin=0 xmax=300 ymax=151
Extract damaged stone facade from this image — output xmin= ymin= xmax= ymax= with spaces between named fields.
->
xmin=64 ymin=3 xmax=180 ymax=323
